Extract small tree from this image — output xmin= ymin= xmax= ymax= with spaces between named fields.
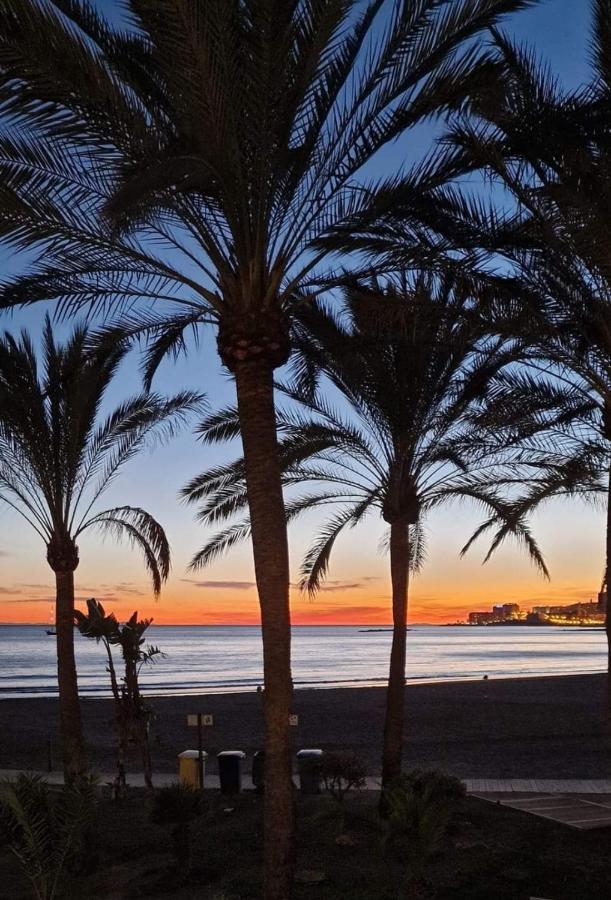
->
xmin=75 ymin=599 xmax=164 ymax=793
xmin=321 ymin=752 xmax=367 ymax=804
xmin=320 ymin=751 xmax=367 ymax=839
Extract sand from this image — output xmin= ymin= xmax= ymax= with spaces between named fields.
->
xmin=1 ymin=673 xmax=610 ymax=779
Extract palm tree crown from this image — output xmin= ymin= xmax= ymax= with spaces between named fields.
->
xmin=0 ymin=316 xmax=202 ymax=585
xmin=185 ymin=272 xmax=547 ymax=581
xmin=0 ymin=0 xmax=535 ymax=370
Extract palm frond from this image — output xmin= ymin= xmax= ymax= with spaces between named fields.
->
xmin=79 ymin=506 xmax=170 ymax=596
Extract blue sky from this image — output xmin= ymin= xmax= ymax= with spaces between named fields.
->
xmin=0 ymin=0 xmax=604 ymax=625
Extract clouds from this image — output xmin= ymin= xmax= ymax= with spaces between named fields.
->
xmin=98 ymin=582 xmax=145 ymax=596
xmin=0 ymin=597 xmax=49 ymax=604
xmin=180 ymin=577 xmax=374 ymax=593
xmin=0 ymin=587 xmax=20 ymax=595
xmin=14 ymin=583 xmax=51 ymax=590
xmin=318 ymin=581 xmax=364 ymax=592
xmin=181 ymin=578 xmax=257 ymax=590
xmin=0 ymin=594 xmax=120 ymax=605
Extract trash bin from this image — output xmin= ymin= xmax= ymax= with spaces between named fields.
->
xmin=178 ymin=749 xmax=207 ymax=788
xmin=252 ymin=750 xmax=265 ymax=792
xmin=296 ymin=749 xmax=323 ymax=794
xmin=217 ymin=750 xmax=246 ymax=794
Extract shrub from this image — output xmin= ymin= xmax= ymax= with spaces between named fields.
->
xmin=150 ymin=782 xmax=205 ymax=873
xmin=382 ymin=771 xmax=464 ymax=897
xmin=320 ymin=752 xmax=367 ymax=802
xmin=400 ymin=770 xmax=465 ymax=812
xmin=0 ymin=773 xmax=96 ymax=900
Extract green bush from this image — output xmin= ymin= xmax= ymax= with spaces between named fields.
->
xmin=382 ymin=771 xmax=464 ymax=897
xmin=150 ymin=782 xmax=205 ymax=873
xmin=399 ymin=770 xmax=465 ymax=810
xmin=320 ymin=752 xmax=367 ymax=802
xmin=0 ymin=774 xmax=96 ymax=900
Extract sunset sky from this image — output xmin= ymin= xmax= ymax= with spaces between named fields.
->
xmin=0 ymin=0 xmax=603 ymax=627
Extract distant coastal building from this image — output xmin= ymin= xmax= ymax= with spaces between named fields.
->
xmin=468 ymin=611 xmax=495 ymax=625
xmin=468 ymin=604 xmax=521 ymax=625
xmin=467 ymin=595 xmax=606 ymax=626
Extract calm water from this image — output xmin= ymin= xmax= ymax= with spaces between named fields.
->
xmin=0 ymin=625 xmax=606 ymax=699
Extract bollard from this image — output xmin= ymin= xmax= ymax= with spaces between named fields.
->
xmin=296 ymin=749 xmax=324 ymax=794
xmin=217 ymin=750 xmax=246 ymax=794
xmin=252 ymin=750 xmax=265 ymax=793
xmin=178 ymin=749 xmax=207 ymax=788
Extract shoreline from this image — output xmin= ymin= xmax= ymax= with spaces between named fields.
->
xmin=1 ymin=668 xmax=607 ymax=702
xmin=1 ymin=672 xmax=610 ymax=779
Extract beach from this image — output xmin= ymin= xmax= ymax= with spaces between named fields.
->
xmin=1 ymin=673 xmax=609 ymax=779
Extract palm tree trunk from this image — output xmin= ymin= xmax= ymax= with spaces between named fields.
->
xmin=54 ymin=569 xmax=84 ymax=781
xmin=382 ymin=519 xmax=410 ymax=787
xmin=234 ymin=356 xmax=294 ymax=900
xmin=606 ymin=464 xmax=611 ymax=720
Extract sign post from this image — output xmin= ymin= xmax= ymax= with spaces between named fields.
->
xmin=187 ymin=713 xmax=214 ymax=788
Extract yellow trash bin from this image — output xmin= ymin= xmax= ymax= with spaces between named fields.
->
xmin=178 ymin=749 xmax=207 ymax=788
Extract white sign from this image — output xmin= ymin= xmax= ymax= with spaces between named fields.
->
xmin=187 ymin=714 xmax=214 ymax=727
xmin=289 ymin=714 xmax=298 ymax=726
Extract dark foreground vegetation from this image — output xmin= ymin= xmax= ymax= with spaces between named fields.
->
xmin=2 ymin=777 xmax=611 ymax=900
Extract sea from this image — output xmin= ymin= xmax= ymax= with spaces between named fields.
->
xmin=0 ymin=624 xmax=607 ymax=699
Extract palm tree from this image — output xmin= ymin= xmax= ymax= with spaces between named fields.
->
xmin=466 ymin=367 xmax=611 ymax=700
xmin=183 ymin=272 xmax=548 ymax=786
xmin=0 ymin=2 xmax=535 ymax=891
xmin=438 ymin=2 xmax=611 ymax=711
xmin=0 ymin=318 xmax=201 ymax=780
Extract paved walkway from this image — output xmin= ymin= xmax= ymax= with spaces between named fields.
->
xmin=2 ymin=769 xmax=611 ymax=794
xmin=472 ymin=792 xmax=611 ymax=830
xmin=462 ymin=778 xmax=611 ymax=794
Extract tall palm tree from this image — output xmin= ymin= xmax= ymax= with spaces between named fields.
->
xmin=438 ymin=1 xmax=611 ymax=711
xmin=0 ymin=318 xmax=201 ymax=780
xmin=183 ymin=272 xmax=548 ymax=786
xmin=0 ymin=3 xmax=535 ymax=891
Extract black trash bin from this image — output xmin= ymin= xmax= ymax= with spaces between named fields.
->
xmin=296 ymin=749 xmax=323 ymax=794
xmin=217 ymin=750 xmax=246 ymax=794
xmin=252 ymin=750 xmax=265 ymax=792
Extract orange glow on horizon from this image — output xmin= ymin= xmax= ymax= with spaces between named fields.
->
xmin=0 ymin=580 xmax=602 ymax=626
